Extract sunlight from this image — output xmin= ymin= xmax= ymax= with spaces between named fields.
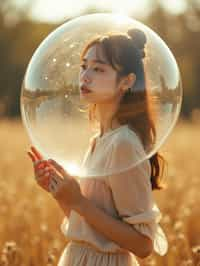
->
xmin=105 ymin=0 xmax=149 ymax=16
xmin=15 ymin=0 xmax=188 ymax=23
xmin=111 ymin=13 xmax=134 ymax=26
xmin=63 ymin=161 xmax=82 ymax=177
xmin=28 ymin=0 xmax=150 ymax=22
xmin=160 ymin=0 xmax=187 ymax=14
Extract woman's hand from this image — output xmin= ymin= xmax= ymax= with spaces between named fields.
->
xmin=27 ymin=146 xmax=52 ymax=192
xmin=46 ymin=159 xmax=83 ymax=209
xmin=27 ymin=146 xmax=83 ymax=209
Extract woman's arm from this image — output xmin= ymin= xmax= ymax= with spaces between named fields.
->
xmin=69 ymin=197 xmax=153 ymax=259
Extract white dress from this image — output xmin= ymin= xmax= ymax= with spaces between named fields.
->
xmin=58 ymin=124 xmax=168 ymax=266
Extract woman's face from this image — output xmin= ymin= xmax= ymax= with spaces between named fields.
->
xmin=79 ymin=44 xmax=122 ymax=104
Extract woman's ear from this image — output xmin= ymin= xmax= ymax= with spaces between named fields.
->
xmin=120 ymin=73 xmax=136 ymax=93
xmin=127 ymin=73 xmax=136 ymax=88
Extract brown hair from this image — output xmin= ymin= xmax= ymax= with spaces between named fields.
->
xmin=80 ymin=29 xmax=167 ymax=190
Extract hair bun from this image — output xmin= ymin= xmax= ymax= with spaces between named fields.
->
xmin=127 ymin=28 xmax=147 ymax=58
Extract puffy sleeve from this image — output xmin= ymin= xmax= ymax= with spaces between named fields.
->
xmin=107 ymin=135 xmax=168 ymax=256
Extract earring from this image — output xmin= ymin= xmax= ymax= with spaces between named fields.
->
xmin=128 ymin=88 xmax=132 ymax=93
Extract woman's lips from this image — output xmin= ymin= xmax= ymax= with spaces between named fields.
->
xmin=80 ymin=85 xmax=92 ymax=93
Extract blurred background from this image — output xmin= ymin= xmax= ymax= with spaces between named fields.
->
xmin=0 ymin=1 xmax=200 ymax=265
xmin=0 ymin=0 xmax=200 ymax=119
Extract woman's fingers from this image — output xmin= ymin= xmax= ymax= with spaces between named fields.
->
xmin=31 ymin=146 xmax=43 ymax=160
xmin=27 ymin=148 xmax=53 ymax=193
xmin=36 ymin=166 xmax=62 ymax=184
xmin=27 ymin=151 xmax=37 ymax=163
xmin=48 ymin=175 xmax=61 ymax=195
xmin=48 ymin=159 xmax=67 ymax=178
xmin=34 ymin=160 xmax=49 ymax=170
xmin=35 ymin=167 xmax=51 ymax=189
xmin=27 ymin=151 xmax=44 ymax=169
xmin=31 ymin=147 xmax=53 ymax=171
xmin=37 ymin=176 xmax=50 ymax=191
xmin=27 ymin=148 xmax=66 ymax=195
xmin=49 ymin=182 xmax=56 ymax=194
xmin=27 ymin=149 xmax=48 ymax=169
xmin=27 ymin=148 xmax=46 ymax=169
xmin=35 ymin=165 xmax=50 ymax=177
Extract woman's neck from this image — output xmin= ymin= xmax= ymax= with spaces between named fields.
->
xmin=99 ymin=120 xmax=122 ymax=136
xmin=96 ymin=104 xmax=121 ymax=135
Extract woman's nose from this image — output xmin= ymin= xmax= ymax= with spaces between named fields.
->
xmin=82 ymin=70 xmax=91 ymax=83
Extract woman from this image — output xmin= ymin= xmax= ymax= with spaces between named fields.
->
xmin=28 ymin=28 xmax=168 ymax=265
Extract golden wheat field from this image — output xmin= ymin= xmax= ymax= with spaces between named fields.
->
xmin=0 ymin=118 xmax=199 ymax=266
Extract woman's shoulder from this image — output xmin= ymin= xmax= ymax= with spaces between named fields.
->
xmin=105 ymin=125 xmax=151 ymax=176
xmin=89 ymin=124 xmax=143 ymax=155
xmin=111 ymin=125 xmax=150 ymax=165
xmin=111 ymin=125 xmax=142 ymax=147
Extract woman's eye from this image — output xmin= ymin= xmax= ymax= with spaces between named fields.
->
xmin=80 ymin=64 xmax=87 ymax=70
xmin=94 ymin=67 xmax=104 ymax=72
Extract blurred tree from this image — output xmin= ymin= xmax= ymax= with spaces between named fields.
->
xmin=0 ymin=0 xmax=56 ymax=117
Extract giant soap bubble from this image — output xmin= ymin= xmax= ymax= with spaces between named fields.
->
xmin=20 ymin=13 xmax=182 ymax=178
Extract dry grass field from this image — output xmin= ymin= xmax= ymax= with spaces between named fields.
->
xmin=0 ymin=118 xmax=199 ymax=266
